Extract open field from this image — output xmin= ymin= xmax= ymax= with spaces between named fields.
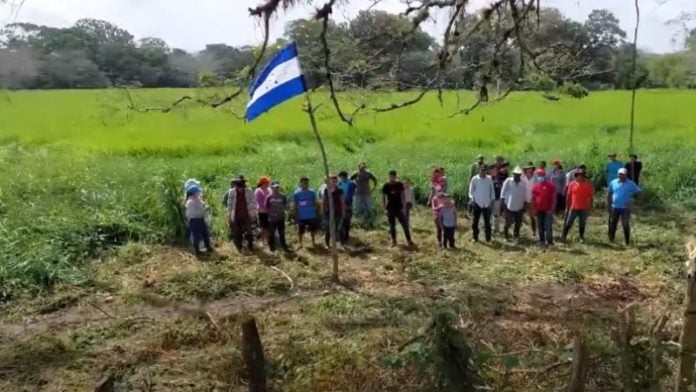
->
xmin=1 ymin=88 xmax=696 ymax=390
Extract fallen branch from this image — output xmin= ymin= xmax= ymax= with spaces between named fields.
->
xmin=88 ymin=301 xmax=115 ymax=320
xmin=270 ymin=266 xmax=294 ymax=290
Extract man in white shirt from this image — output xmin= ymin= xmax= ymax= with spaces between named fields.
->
xmin=469 ymin=165 xmax=495 ymax=242
xmin=501 ymin=166 xmax=528 ymax=240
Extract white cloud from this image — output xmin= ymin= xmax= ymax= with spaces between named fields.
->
xmin=1 ymin=0 xmax=692 ymax=53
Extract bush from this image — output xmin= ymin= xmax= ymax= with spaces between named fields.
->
xmin=559 ymin=82 xmax=589 ymax=99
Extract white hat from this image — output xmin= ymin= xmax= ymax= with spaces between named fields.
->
xmin=512 ymin=166 xmax=523 ymax=175
xmin=618 ymin=168 xmax=628 ymax=175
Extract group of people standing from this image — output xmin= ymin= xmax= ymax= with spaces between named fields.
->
xmin=180 ymin=153 xmax=643 ymax=255
xmin=461 ymin=153 xmax=642 ymax=247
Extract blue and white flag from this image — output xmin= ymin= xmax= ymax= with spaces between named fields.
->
xmin=246 ymin=42 xmax=306 ymax=122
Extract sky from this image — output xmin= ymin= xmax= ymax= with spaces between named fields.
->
xmin=1 ymin=0 xmax=694 ymax=53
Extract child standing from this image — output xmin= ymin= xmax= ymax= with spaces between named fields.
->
xmin=431 ymin=189 xmax=445 ymax=247
xmin=185 ymin=185 xmax=212 ymax=255
xmin=439 ymin=193 xmax=457 ymax=249
xmin=265 ymin=181 xmax=289 ymax=252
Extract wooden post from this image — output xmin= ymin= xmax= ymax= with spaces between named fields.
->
xmin=676 ymin=240 xmax=696 ymax=391
xmin=567 ymin=335 xmax=589 ymax=392
xmin=241 ymin=317 xmax=267 ymax=392
xmin=304 ymin=94 xmax=339 ymax=282
xmin=615 ymin=305 xmax=636 ymax=392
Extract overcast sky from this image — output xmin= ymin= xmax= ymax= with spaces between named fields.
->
xmin=2 ymin=0 xmax=693 ymax=53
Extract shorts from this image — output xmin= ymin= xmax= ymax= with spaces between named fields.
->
xmin=298 ymin=218 xmax=319 ymax=234
xmin=258 ymin=213 xmax=270 ymax=229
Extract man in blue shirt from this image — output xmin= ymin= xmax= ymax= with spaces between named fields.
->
xmin=607 ymin=168 xmax=641 ymax=245
xmin=293 ymin=177 xmax=318 ymax=248
xmin=605 ymin=153 xmax=624 ymax=187
xmin=338 ymin=171 xmax=356 ymax=243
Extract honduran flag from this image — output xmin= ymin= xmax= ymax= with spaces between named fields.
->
xmin=245 ymin=42 xmax=306 ymax=122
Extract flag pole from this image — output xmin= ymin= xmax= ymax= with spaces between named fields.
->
xmin=303 ymin=92 xmax=339 ymax=282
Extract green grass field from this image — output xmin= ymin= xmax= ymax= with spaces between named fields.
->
xmin=1 ymin=88 xmax=696 ymax=391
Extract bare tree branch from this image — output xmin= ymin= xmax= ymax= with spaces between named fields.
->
xmin=315 ymin=0 xmax=362 ymax=126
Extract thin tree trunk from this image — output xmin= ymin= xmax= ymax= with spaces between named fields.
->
xmin=651 ymin=314 xmax=669 ymax=392
xmin=615 ymin=305 xmax=636 ymax=392
xmin=676 ymin=277 xmax=696 ymax=391
xmin=567 ymin=335 xmax=589 ymax=392
xmin=241 ymin=318 xmax=267 ymax=392
xmin=305 ymin=94 xmax=339 ymax=282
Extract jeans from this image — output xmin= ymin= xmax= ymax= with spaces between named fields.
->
xmin=340 ymin=209 xmax=352 ymax=243
xmin=324 ymin=213 xmax=344 ymax=247
xmin=491 ymin=200 xmax=502 ymax=233
xmin=353 ymin=194 xmax=373 ymax=218
xmin=536 ymin=211 xmax=554 ymax=245
xmin=268 ymin=219 xmax=288 ymax=252
xmin=563 ymin=210 xmax=588 ymax=240
xmin=387 ymin=209 xmax=412 ymax=244
xmin=504 ymin=209 xmax=523 ymax=239
xmin=232 ymin=217 xmax=254 ymax=251
xmin=443 ymin=226 xmax=455 ymax=248
xmin=608 ymin=208 xmax=631 ymax=244
xmin=188 ymin=218 xmax=212 ymax=254
xmin=555 ymin=194 xmax=566 ymax=214
xmin=472 ymin=204 xmax=492 ymax=241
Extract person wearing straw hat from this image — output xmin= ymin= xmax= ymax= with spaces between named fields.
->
xmin=607 ymin=167 xmax=641 ymax=245
xmin=562 ymin=169 xmax=594 ymax=242
xmin=227 ymin=175 xmax=257 ymax=252
xmin=501 ymin=166 xmax=528 ymax=240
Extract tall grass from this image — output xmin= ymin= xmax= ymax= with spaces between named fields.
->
xmin=0 ymin=88 xmax=694 ymax=290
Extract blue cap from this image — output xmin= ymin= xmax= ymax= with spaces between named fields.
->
xmin=186 ymin=185 xmax=201 ymax=194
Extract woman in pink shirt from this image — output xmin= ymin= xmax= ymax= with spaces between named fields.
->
xmin=255 ymin=176 xmax=272 ymax=245
xmin=431 ymin=187 xmax=445 ymax=247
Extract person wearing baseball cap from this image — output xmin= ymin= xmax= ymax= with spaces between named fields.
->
xmin=607 ymin=167 xmax=641 ymax=245
xmin=531 ymin=169 xmax=556 ymax=246
xmin=185 ymin=184 xmax=213 ymax=256
xmin=605 ymin=153 xmax=623 ymax=187
xmin=469 ymin=164 xmax=495 ymax=242
xmin=500 ymin=166 xmax=528 ymax=240
xmin=562 ymin=168 xmax=593 ymax=242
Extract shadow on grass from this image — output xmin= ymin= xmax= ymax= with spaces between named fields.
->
xmin=0 ymin=334 xmax=83 ymax=385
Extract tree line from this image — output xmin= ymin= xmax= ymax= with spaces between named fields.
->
xmin=0 ymin=8 xmax=694 ymax=91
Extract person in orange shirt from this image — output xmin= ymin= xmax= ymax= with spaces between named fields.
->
xmin=562 ymin=169 xmax=594 ymax=242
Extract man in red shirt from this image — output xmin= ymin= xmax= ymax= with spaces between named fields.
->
xmin=531 ymin=169 xmax=556 ymax=245
xmin=562 ymin=169 xmax=594 ymax=242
